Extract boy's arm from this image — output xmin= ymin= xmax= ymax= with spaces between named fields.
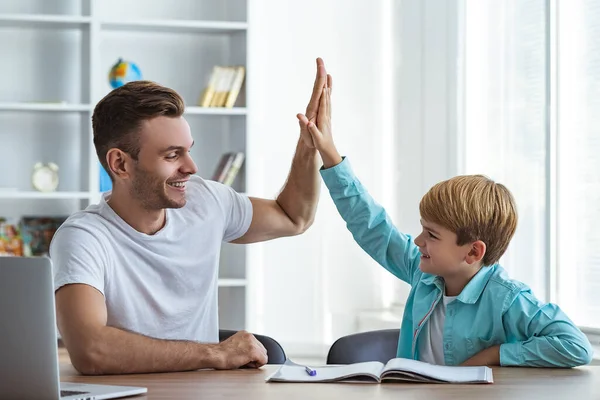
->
xmin=297 ymin=83 xmax=420 ymax=284
xmin=499 ymin=290 xmax=593 ymax=367
xmin=320 ymin=159 xmax=421 ymax=284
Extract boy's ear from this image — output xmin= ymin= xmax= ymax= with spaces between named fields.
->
xmin=466 ymin=240 xmax=486 ymax=265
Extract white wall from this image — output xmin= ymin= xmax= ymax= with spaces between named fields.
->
xmin=247 ymin=0 xmax=461 ymax=356
xmin=247 ymin=0 xmax=394 ymax=355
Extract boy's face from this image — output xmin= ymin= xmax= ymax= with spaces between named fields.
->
xmin=414 ymin=219 xmax=479 ymax=277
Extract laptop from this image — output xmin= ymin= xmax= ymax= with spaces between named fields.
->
xmin=0 ymin=256 xmax=147 ymax=400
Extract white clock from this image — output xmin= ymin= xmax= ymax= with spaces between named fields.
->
xmin=32 ymin=162 xmax=59 ymax=192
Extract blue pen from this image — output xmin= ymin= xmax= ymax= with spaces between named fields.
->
xmin=305 ymin=366 xmax=317 ymax=376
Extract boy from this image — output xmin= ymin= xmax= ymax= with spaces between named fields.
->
xmin=297 ymin=83 xmax=593 ymax=367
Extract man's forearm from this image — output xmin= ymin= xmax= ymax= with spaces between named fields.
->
xmin=276 ymin=138 xmax=320 ymax=231
xmin=70 ymin=326 xmax=221 ymax=375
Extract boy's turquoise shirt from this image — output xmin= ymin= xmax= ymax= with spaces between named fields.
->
xmin=321 ymin=157 xmax=593 ymax=367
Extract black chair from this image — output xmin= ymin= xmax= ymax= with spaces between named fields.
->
xmin=326 ymin=329 xmax=400 ymax=364
xmin=219 ymin=329 xmax=287 ymax=364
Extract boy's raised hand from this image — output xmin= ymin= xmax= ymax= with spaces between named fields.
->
xmin=297 ymin=63 xmax=342 ymax=169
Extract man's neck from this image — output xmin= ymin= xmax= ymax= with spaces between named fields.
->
xmin=107 ymin=188 xmax=166 ymax=235
xmin=443 ymin=265 xmax=482 ymax=297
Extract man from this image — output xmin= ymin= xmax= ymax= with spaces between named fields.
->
xmin=51 ymin=59 xmax=332 ymax=375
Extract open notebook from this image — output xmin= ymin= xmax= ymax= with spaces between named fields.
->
xmin=267 ymin=359 xmax=493 ymax=384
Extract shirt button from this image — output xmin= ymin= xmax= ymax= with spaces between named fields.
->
xmin=445 ymin=344 xmax=451 ymax=350
xmin=449 ymin=310 xmax=454 ymax=316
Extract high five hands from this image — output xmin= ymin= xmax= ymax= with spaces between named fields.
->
xmin=297 ymin=58 xmax=343 ymax=169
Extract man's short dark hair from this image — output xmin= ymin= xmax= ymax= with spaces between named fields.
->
xmin=92 ymin=81 xmax=185 ymax=178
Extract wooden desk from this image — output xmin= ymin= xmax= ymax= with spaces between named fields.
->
xmin=59 ymin=352 xmax=600 ymax=399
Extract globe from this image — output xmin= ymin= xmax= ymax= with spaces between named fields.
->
xmin=108 ymin=58 xmax=142 ymax=88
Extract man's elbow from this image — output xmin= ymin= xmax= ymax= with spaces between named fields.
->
xmin=293 ymin=217 xmax=315 ymax=236
xmin=68 ymin=342 xmax=108 ymax=375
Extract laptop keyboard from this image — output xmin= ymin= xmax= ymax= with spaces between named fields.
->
xmin=60 ymin=389 xmax=90 ymax=397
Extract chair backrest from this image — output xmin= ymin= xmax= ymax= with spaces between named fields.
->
xmin=326 ymin=329 xmax=400 ymax=364
xmin=219 ymin=329 xmax=287 ymax=364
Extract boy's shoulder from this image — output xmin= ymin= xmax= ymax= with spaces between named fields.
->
xmin=484 ymin=264 xmax=535 ymax=307
xmin=488 ymin=265 xmax=528 ymax=291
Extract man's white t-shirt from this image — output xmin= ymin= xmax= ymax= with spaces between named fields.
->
xmin=50 ymin=175 xmax=252 ymax=344
xmin=418 ymin=295 xmax=457 ymax=365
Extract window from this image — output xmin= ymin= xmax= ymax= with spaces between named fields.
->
xmin=463 ymin=0 xmax=548 ymax=300
xmin=463 ymin=0 xmax=600 ymax=328
xmin=556 ymin=0 xmax=600 ymax=328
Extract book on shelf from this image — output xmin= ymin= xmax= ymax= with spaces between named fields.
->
xmin=211 ymin=152 xmax=245 ymax=186
xmin=224 ymin=66 xmax=245 ymax=108
xmin=212 ymin=152 xmax=236 ymax=182
xmin=210 ymin=66 xmax=235 ymax=107
xmin=266 ymin=358 xmax=493 ymax=384
xmin=198 ymin=66 xmax=245 ymax=108
xmin=222 ymin=152 xmax=245 ymax=186
xmin=198 ymin=66 xmax=221 ymax=107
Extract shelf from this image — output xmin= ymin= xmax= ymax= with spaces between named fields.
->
xmin=0 ymin=105 xmax=245 ymax=115
xmin=0 ymin=191 xmax=92 ymax=200
xmin=100 ymin=19 xmax=248 ymax=34
xmin=0 ymin=14 xmax=91 ymax=29
xmin=185 ymin=107 xmax=247 ymax=116
xmin=218 ymin=279 xmax=247 ymax=287
xmin=0 ymin=103 xmax=92 ymax=112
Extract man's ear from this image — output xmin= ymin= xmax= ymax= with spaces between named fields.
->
xmin=106 ymin=149 xmax=133 ymax=181
xmin=466 ymin=240 xmax=486 ymax=265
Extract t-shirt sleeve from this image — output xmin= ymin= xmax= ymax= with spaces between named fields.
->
xmin=50 ymin=225 xmax=107 ymax=296
xmin=209 ymin=182 xmax=253 ymax=242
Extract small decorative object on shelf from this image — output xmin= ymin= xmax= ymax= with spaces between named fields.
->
xmin=99 ymin=164 xmax=113 ymax=192
xmin=0 ymin=218 xmax=24 ymax=257
xmin=198 ymin=65 xmax=245 ymax=108
xmin=109 ymin=58 xmax=143 ymax=89
xmin=31 ymin=162 xmax=59 ymax=192
xmin=20 ymin=216 xmax=67 ymax=257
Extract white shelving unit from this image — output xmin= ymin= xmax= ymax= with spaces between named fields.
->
xmin=0 ymin=191 xmax=93 ymax=200
xmin=0 ymin=0 xmax=249 ymax=330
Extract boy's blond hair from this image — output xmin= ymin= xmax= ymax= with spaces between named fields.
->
xmin=419 ymin=175 xmax=518 ymax=266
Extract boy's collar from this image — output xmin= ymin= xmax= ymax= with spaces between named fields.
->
xmin=421 ymin=265 xmax=497 ymax=304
